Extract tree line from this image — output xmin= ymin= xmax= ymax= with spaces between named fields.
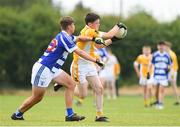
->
xmin=0 ymin=0 xmax=180 ymax=88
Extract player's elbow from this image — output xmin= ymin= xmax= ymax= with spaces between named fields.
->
xmin=74 ymin=48 xmax=83 ymax=56
xmin=133 ymin=62 xmax=138 ymax=67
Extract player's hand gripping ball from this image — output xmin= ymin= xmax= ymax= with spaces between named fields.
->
xmin=115 ymin=22 xmax=127 ymax=39
xmin=93 ymin=37 xmax=106 ymax=46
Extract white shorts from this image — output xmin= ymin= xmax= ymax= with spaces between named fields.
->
xmin=168 ymin=70 xmax=177 ymax=82
xmin=31 ymin=62 xmax=62 ymax=87
xmin=99 ymin=68 xmax=114 ymax=81
xmin=139 ymin=77 xmax=153 ymax=86
xmin=71 ymin=60 xmax=98 ymax=84
xmin=152 ymin=78 xmax=169 ymax=87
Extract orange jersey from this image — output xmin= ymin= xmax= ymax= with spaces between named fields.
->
xmin=169 ymin=50 xmax=178 ymax=71
xmin=73 ymin=25 xmax=99 ymax=62
xmin=114 ymin=63 xmax=120 ymax=76
xmin=71 ymin=26 xmax=99 ymax=83
xmin=135 ymin=54 xmax=152 ymax=78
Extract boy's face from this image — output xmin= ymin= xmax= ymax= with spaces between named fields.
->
xmin=88 ymin=19 xmax=100 ymax=31
xmin=142 ymin=47 xmax=151 ymax=56
xmin=157 ymin=44 xmax=165 ymax=52
xmin=67 ymin=23 xmax=75 ymax=34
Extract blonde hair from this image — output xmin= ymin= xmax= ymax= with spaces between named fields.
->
xmin=165 ymin=41 xmax=172 ymax=48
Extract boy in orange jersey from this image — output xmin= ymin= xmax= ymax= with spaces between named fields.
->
xmin=134 ymin=45 xmax=154 ymax=107
xmin=69 ymin=13 xmax=126 ymax=122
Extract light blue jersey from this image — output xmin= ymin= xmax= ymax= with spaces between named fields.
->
xmin=152 ymin=51 xmax=172 ymax=80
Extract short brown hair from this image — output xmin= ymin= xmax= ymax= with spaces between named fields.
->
xmin=143 ymin=45 xmax=151 ymax=49
xmin=158 ymin=41 xmax=166 ymax=45
xmin=85 ymin=13 xmax=100 ymax=25
xmin=60 ymin=16 xmax=74 ymax=30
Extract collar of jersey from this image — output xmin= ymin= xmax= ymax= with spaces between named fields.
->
xmin=61 ymin=30 xmax=70 ymax=36
xmin=157 ymin=50 xmax=166 ymax=56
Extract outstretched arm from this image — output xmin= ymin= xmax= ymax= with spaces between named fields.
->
xmin=101 ymin=23 xmax=127 ymax=40
xmin=74 ymin=48 xmax=104 ymax=67
xmin=101 ymin=25 xmax=119 ymax=39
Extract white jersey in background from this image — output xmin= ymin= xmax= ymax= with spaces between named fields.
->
xmin=100 ymin=53 xmax=118 ymax=81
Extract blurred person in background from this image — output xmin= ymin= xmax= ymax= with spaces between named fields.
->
xmin=134 ymin=45 xmax=154 ymax=107
xmin=114 ymin=58 xmax=121 ymax=97
xmin=100 ymin=48 xmax=119 ymax=99
xmin=150 ymin=41 xmax=172 ymax=109
xmin=165 ymin=41 xmax=179 ymax=105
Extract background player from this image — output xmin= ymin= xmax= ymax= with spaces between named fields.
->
xmin=100 ymin=48 xmax=119 ymax=99
xmin=134 ymin=45 xmax=154 ymax=107
xmin=114 ymin=58 xmax=121 ymax=97
xmin=11 ymin=16 xmax=105 ymax=121
xmin=165 ymin=41 xmax=180 ymax=105
xmin=150 ymin=41 xmax=172 ymax=109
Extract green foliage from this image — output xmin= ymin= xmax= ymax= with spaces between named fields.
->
xmin=0 ymin=1 xmax=180 ymax=88
xmin=0 ymin=0 xmax=60 ymax=88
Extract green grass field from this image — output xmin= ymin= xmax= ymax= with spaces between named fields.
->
xmin=1 ymin=94 xmax=180 ymax=126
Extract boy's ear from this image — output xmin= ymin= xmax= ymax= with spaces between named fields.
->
xmin=87 ymin=22 xmax=91 ymax=26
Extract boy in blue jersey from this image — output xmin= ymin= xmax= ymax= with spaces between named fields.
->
xmin=11 ymin=16 xmax=105 ymax=121
xmin=150 ymin=41 xmax=172 ymax=109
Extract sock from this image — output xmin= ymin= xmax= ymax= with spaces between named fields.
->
xmin=78 ymin=98 xmax=83 ymax=103
xmin=144 ymin=99 xmax=149 ymax=106
xmin=96 ymin=111 xmax=103 ymax=117
xmin=157 ymin=101 xmax=163 ymax=105
xmin=66 ymin=108 xmax=74 ymax=117
xmin=15 ymin=109 xmax=23 ymax=117
xmin=150 ymin=96 xmax=155 ymax=104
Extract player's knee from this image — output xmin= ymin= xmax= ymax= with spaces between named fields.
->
xmin=95 ymin=86 xmax=103 ymax=95
xmin=32 ymin=94 xmax=44 ymax=103
xmin=68 ymin=83 xmax=75 ymax=91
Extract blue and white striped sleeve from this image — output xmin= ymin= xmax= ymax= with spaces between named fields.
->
xmin=60 ymin=33 xmax=77 ymax=53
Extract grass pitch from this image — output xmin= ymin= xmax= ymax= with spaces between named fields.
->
xmin=0 ymin=93 xmax=180 ymax=126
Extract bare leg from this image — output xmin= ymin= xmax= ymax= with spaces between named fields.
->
xmin=106 ymin=81 xmax=111 ymax=99
xmin=171 ymin=80 xmax=180 ymax=103
xmin=143 ymin=85 xmax=148 ymax=106
xmin=148 ymin=84 xmax=154 ymax=104
xmin=74 ymin=85 xmax=80 ymax=97
xmin=87 ymin=76 xmax=104 ymax=116
xmin=155 ymin=85 xmax=159 ymax=102
xmin=53 ymin=70 xmax=76 ymax=108
xmin=74 ymin=82 xmax=88 ymax=105
xmin=110 ymin=79 xmax=116 ymax=99
xmin=158 ymin=85 xmax=165 ymax=103
xmin=148 ymin=84 xmax=153 ymax=99
xmin=77 ymin=82 xmax=88 ymax=99
xmin=19 ymin=87 xmax=46 ymax=113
